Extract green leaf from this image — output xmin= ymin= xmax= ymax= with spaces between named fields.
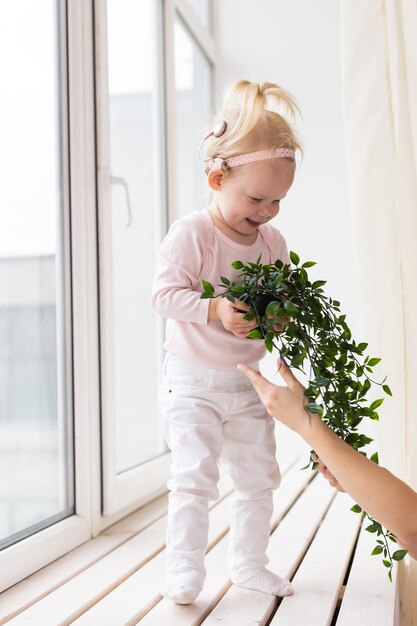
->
xmin=290 ymin=251 xmax=300 ymax=265
xmin=357 ymin=342 xmax=368 ymax=352
xmin=370 ymin=452 xmax=379 ymax=465
xmin=365 ymin=524 xmax=378 ymax=533
xmin=247 ymin=329 xmax=263 ymax=339
xmin=201 ymin=280 xmax=214 ymax=295
xmin=383 ymin=559 xmax=392 ymax=568
xmin=265 ymin=301 xmax=282 ymax=316
xmin=206 ymin=251 xmax=393 ymax=581
xmin=283 ymin=300 xmax=299 ymax=314
xmin=314 ymin=376 xmax=331 ymax=388
xmin=231 ymin=284 xmax=246 ymax=293
xmin=291 ymin=352 xmax=305 ymax=367
xmin=306 ymin=403 xmax=323 ymax=415
xmin=392 ymin=549 xmax=408 ymax=561
xmin=370 ymin=398 xmax=384 ymax=410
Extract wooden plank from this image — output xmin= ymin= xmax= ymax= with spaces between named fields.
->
xmin=0 ymin=465 xmax=234 ymax=624
xmin=5 ymin=480 xmax=237 ymax=626
xmin=271 ymin=464 xmax=316 ymax=528
xmin=205 ymin=585 xmax=274 ymax=626
xmin=69 ymin=455 xmax=312 ymax=625
xmin=66 ymin=505 xmax=232 ymax=625
xmin=0 ymin=494 xmax=167 ymax=624
xmin=2 ymin=431 xmax=304 ymax=625
xmin=270 ymin=492 xmax=362 ymax=625
xmin=5 ymin=515 xmax=168 ymax=625
xmin=138 ymin=461 xmax=314 ymax=625
xmin=336 ymin=520 xmax=398 ymax=626
xmin=71 ymin=550 xmax=166 ymax=626
xmin=202 ymin=477 xmax=336 ymax=625
xmin=274 ymin=421 xmax=310 ymax=469
xmin=267 ymin=475 xmax=336 ymax=580
xmin=132 ymin=538 xmax=230 ymax=626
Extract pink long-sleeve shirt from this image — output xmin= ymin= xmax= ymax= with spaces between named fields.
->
xmin=151 ymin=207 xmax=290 ymax=369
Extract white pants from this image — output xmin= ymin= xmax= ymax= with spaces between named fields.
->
xmin=160 ymin=353 xmax=281 ymax=585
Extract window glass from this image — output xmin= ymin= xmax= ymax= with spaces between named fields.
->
xmin=0 ymin=0 xmax=74 ymax=549
xmin=105 ymin=0 xmax=167 ymax=473
xmin=187 ymin=0 xmax=212 ymax=33
xmin=174 ymin=15 xmax=213 ymax=217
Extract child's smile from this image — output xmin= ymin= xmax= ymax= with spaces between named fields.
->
xmin=208 ymin=158 xmax=295 ymax=245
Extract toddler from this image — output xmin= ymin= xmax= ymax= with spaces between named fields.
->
xmin=151 ymin=79 xmax=302 ymax=604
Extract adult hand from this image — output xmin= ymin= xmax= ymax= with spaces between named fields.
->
xmin=210 ymin=297 xmax=258 ymax=338
xmin=313 ymin=454 xmax=345 ymax=492
xmin=237 ymin=358 xmax=310 ymax=435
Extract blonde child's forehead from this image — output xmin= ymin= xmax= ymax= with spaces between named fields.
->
xmin=234 ymin=157 xmax=295 ymax=178
xmin=231 ymin=159 xmax=295 ymax=194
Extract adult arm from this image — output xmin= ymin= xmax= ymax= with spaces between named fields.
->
xmin=237 ymin=360 xmax=417 ymax=559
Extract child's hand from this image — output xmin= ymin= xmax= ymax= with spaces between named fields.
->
xmin=267 ymin=315 xmax=290 ymax=333
xmin=209 ymin=297 xmax=258 ymax=338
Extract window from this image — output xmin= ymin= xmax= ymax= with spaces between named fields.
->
xmin=0 ymin=1 xmax=73 ymax=550
xmin=187 ymin=0 xmax=212 ymax=32
xmin=96 ymin=0 xmax=171 ymax=515
xmin=96 ymin=0 xmax=215 ymax=515
xmin=174 ymin=16 xmax=213 ymax=217
xmin=0 ymin=0 xmax=216 ymax=591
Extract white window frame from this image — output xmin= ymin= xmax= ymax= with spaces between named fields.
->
xmin=164 ymin=0 xmax=217 ymax=222
xmin=0 ymin=0 xmax=217 ymax=593
xmin=94 ymin=0 xmax=171 ymax=517
xmin=0 ymin=0 xmax=95 ymax=592
xmin=96 ymin=0 xmax=217 ymax=516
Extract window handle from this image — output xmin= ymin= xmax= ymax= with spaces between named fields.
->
xmin=110 ymin=175 xmax=132 ymax=226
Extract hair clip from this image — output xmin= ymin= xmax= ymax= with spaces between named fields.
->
xmin=220 ymin=159 xmax=229 ymax=173
xmin=198 ymin=121 xmax=227 ymax=159
xmin=204 ymin=158 xmax=230 ymax=175
xmin=212 ymin=120 xmax=227 ymax=138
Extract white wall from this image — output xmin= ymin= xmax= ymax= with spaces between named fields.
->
xmin=215 ymin=0 xmax=358 ymax=337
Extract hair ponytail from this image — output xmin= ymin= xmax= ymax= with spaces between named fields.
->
xmin=204 ymin=79 xmax=302 ymax=162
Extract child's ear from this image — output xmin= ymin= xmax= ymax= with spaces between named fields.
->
xmin=207 ymin=169 xmax=224 ymax=191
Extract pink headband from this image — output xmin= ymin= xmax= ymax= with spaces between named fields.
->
xmin=205 ymin=148 xmax=295 ymax=175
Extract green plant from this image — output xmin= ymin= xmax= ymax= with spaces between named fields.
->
xmin=201 ymin=251 xmax=407 ymax=580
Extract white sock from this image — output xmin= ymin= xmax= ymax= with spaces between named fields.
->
xmin=236 ymin=568 xmax=293 ymax=597
xmin=162 ymin=571 xmax=203 ymax=605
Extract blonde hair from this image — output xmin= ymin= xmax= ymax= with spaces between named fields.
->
xmin=204 ymin=80 xmax=302 ymax=164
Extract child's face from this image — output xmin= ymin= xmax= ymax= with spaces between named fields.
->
xmin=209 ymin=159 xmax=295 ymax=245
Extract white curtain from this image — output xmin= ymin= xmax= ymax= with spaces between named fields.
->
xmin=341 ymin=0 xmax=417 ymax=622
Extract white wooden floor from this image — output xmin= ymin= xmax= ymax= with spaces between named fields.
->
xmin=0 ymin=424 xmax=399 ymax=626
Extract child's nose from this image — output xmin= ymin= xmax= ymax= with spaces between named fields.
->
xmin=258 ymin=204 xmax=274 ymax=217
